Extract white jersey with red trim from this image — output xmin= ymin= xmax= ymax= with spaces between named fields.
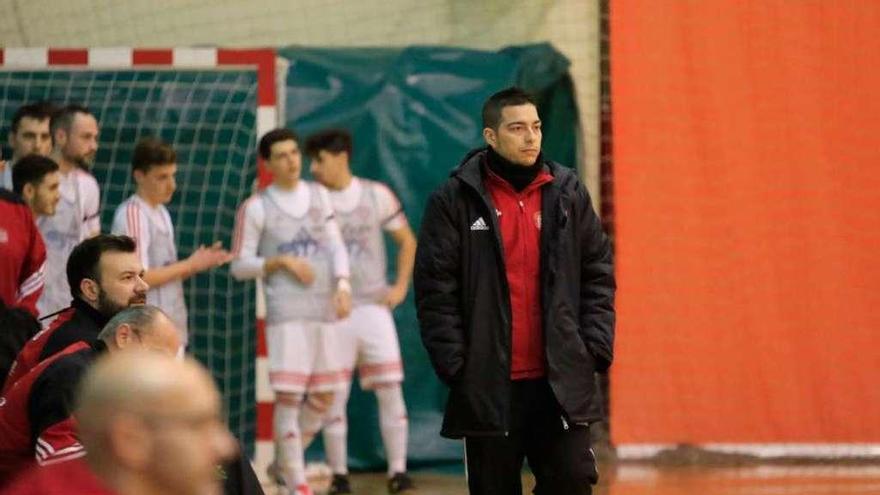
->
xmin=111 ymin=195 xmax=188 ymax=343
xmin=230 ymin=181 xmax=350 ymax=325
xmin=36 ymin=169 xmax=100 ymax=318
xmin=327 ymin=177 xmax=407 ymax=305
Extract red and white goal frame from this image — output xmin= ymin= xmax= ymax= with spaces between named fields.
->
xmin=0 ymin=46 xmax=279 ymax=469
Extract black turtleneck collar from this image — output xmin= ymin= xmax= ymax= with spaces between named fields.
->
xmin=71 ymin=297 xmax=111 ymax=329
xmin=485 ymin=146 xmax=543 ymax=192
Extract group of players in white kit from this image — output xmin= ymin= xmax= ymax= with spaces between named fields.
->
xmin=8 ymin=103 xmax=416 ymax=495
xmin=230 ymin=128 xmax=417 ymax=495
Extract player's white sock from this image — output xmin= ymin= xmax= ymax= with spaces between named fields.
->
xmin=275 ymin=395 xmax=308 ymax=488
xmin=376 ymin=384 xmax=408 ymax=476
xmin=299 ymin=393 xmax=332 ymax=449
xmin=323 ymin=386 xmax=351 ymax=475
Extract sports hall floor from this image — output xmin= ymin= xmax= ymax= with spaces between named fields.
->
xmin=261 ymin=463 xmax=880 ymax=494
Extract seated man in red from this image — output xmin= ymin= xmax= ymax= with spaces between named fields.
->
xmin=0 ymin=305 xmax=180 ymax=486
xmin=2 ymin=234 xmax=148 ymax=392
xmin=3 ymin=350 xmax=238 ymax=495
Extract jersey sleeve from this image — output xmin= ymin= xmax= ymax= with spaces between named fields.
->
xmin=111 ymin=200 xmax=151 ymax=269
xmin=16 ymin=208 xmax=46 ymax=317
xmin=79 ymin=173 xmax=101 ymax=238
xmin=373 ymin=182 xmax=408 ymax=232
xmin=316 ymin=186 xmax=350 ymax=280
xmin=229 ymin=196 xmax=266 ymax=280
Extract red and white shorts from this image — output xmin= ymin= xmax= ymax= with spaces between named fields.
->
xmin=336 ymin=304 xmax=404 ymax=389
xmin=266 ymin=320 xmax=351 ymax=394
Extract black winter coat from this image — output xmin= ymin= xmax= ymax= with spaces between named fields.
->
xmin=414 ymin=148 xmax=615 ymax=438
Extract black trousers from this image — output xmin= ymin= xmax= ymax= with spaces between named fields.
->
xmin=464 ymin=379 xmax=598 ymax=495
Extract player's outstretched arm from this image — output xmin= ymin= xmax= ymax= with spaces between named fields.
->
xmin=143 ymin=242 xmax=233 ymax=288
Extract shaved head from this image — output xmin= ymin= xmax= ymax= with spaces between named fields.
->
xmin=76 ymin=352 xmax=236 ymax=495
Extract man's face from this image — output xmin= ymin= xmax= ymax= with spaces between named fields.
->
xmin=28 ymin=171 xmax=62 ymax=216
xmin=484 ymin=103 xmax=542 ymax=167
xmin=266 ymin=139 xmax=301 ymax=188
xmin=135 ymin=163 xmax=177 ymax=206
xmin=57 ymin=113 xmax=99 ymax=169
xmin=94 ymin=251 xmax=148 ymax=317
xmin=309 ymin=150 xmax=348 ymax=189
xmin=9 ymin=117 xmax=52 ymax=160
xmin=145 ymin=371 xmax=237 ymax=495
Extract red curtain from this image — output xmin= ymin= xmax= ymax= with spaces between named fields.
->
xmin=611 ymin=0 xmax=880 ymax=444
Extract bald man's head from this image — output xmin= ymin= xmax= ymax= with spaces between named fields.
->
xmin=76 ymin=352 xmax=236 ymax=495
xmin=98 ymin=305 xmax=181 ymax=355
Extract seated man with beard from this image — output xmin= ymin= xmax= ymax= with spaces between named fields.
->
xmin=2 ymin=235 xmax=148 ymax=392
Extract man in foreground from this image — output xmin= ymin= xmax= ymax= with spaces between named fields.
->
xmin=0 ymin=305 xmax=181 ymax=485
xmin=3 ymin=349 xmax=238 ymax=494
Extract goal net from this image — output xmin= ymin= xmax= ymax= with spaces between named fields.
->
xmin=0 ymin=48 xmax=281 ymax=454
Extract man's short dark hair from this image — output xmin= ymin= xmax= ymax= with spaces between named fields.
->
xmin=10 ymin=102 xmax=56 ymax=134
xmin=482 ymin=87 xmax=537 ymax=131
xmin=11 ymin=155 xmax=59 ymax=195
xmin=67 ymin=235 xmax=137 ymax=299
xmin=304 ymin=129 xmax=353 ymax=158
xmin=258 ymin=128 xmax=299 ymax=160
xmin=50 ymin=104 xmax=94 ymax=136
xmin=132 ymin=137 xmax=176 ymax=175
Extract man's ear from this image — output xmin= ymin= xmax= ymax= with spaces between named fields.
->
xmin=113 ymin=323 xmax=136 ymax=349
xmin=80 ymin=277 xmax=101 ymax=304
xmin=482 ymin=127 xmax=497 ymax=148
xmin=132 ymin=169 xmax=144 ymax=185
xmin=53 ymin=128 xmax=67 ymax=148
xmin=22 ymin=183 xmax=36 ymax=203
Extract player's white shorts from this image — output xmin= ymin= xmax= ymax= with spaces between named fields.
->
xmin=336 ymin=304 xmax=404 ymax=389
xmin=266 ymin=320 xmax=351 ymax=394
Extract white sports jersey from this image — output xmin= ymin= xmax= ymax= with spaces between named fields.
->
xmin=36 ymin=168 xmax=100 ymax=317
xmin=327 ymin=177 xmax=407 ymax=304
xmin=111 ymin=195 xmax=188 ymax=343
xmin=230 ymin=181 xmax=350 ymax=325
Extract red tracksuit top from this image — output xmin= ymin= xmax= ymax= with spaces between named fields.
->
xmin=1 ymin=458 xmax=116 ymax=494
xmin=0 ymin=192 xmax=46 ymax=317
xmin=0 ymin=341 xmax=90 ymax=486
xmin=484 ymin=167 xmax=554 ymax=380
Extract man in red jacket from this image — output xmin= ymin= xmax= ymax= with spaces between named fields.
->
xmin=0 ymin=154 xmax=54 ymax=381
xmin=3 ymin=235 xmax=148 ymax=393
xmin=2 ymin=348 xmax=238 ymax=495
xmin=414 ymin=88 xmax=615 ymax=494
xmin=0 ymin=155 xmax=48 ymax=317
xmin=0 ymin=305 xmax=181 ymax=487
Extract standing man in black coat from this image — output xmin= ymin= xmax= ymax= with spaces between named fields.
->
xmin=413 ymin=87 xmax=615 ymax=495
